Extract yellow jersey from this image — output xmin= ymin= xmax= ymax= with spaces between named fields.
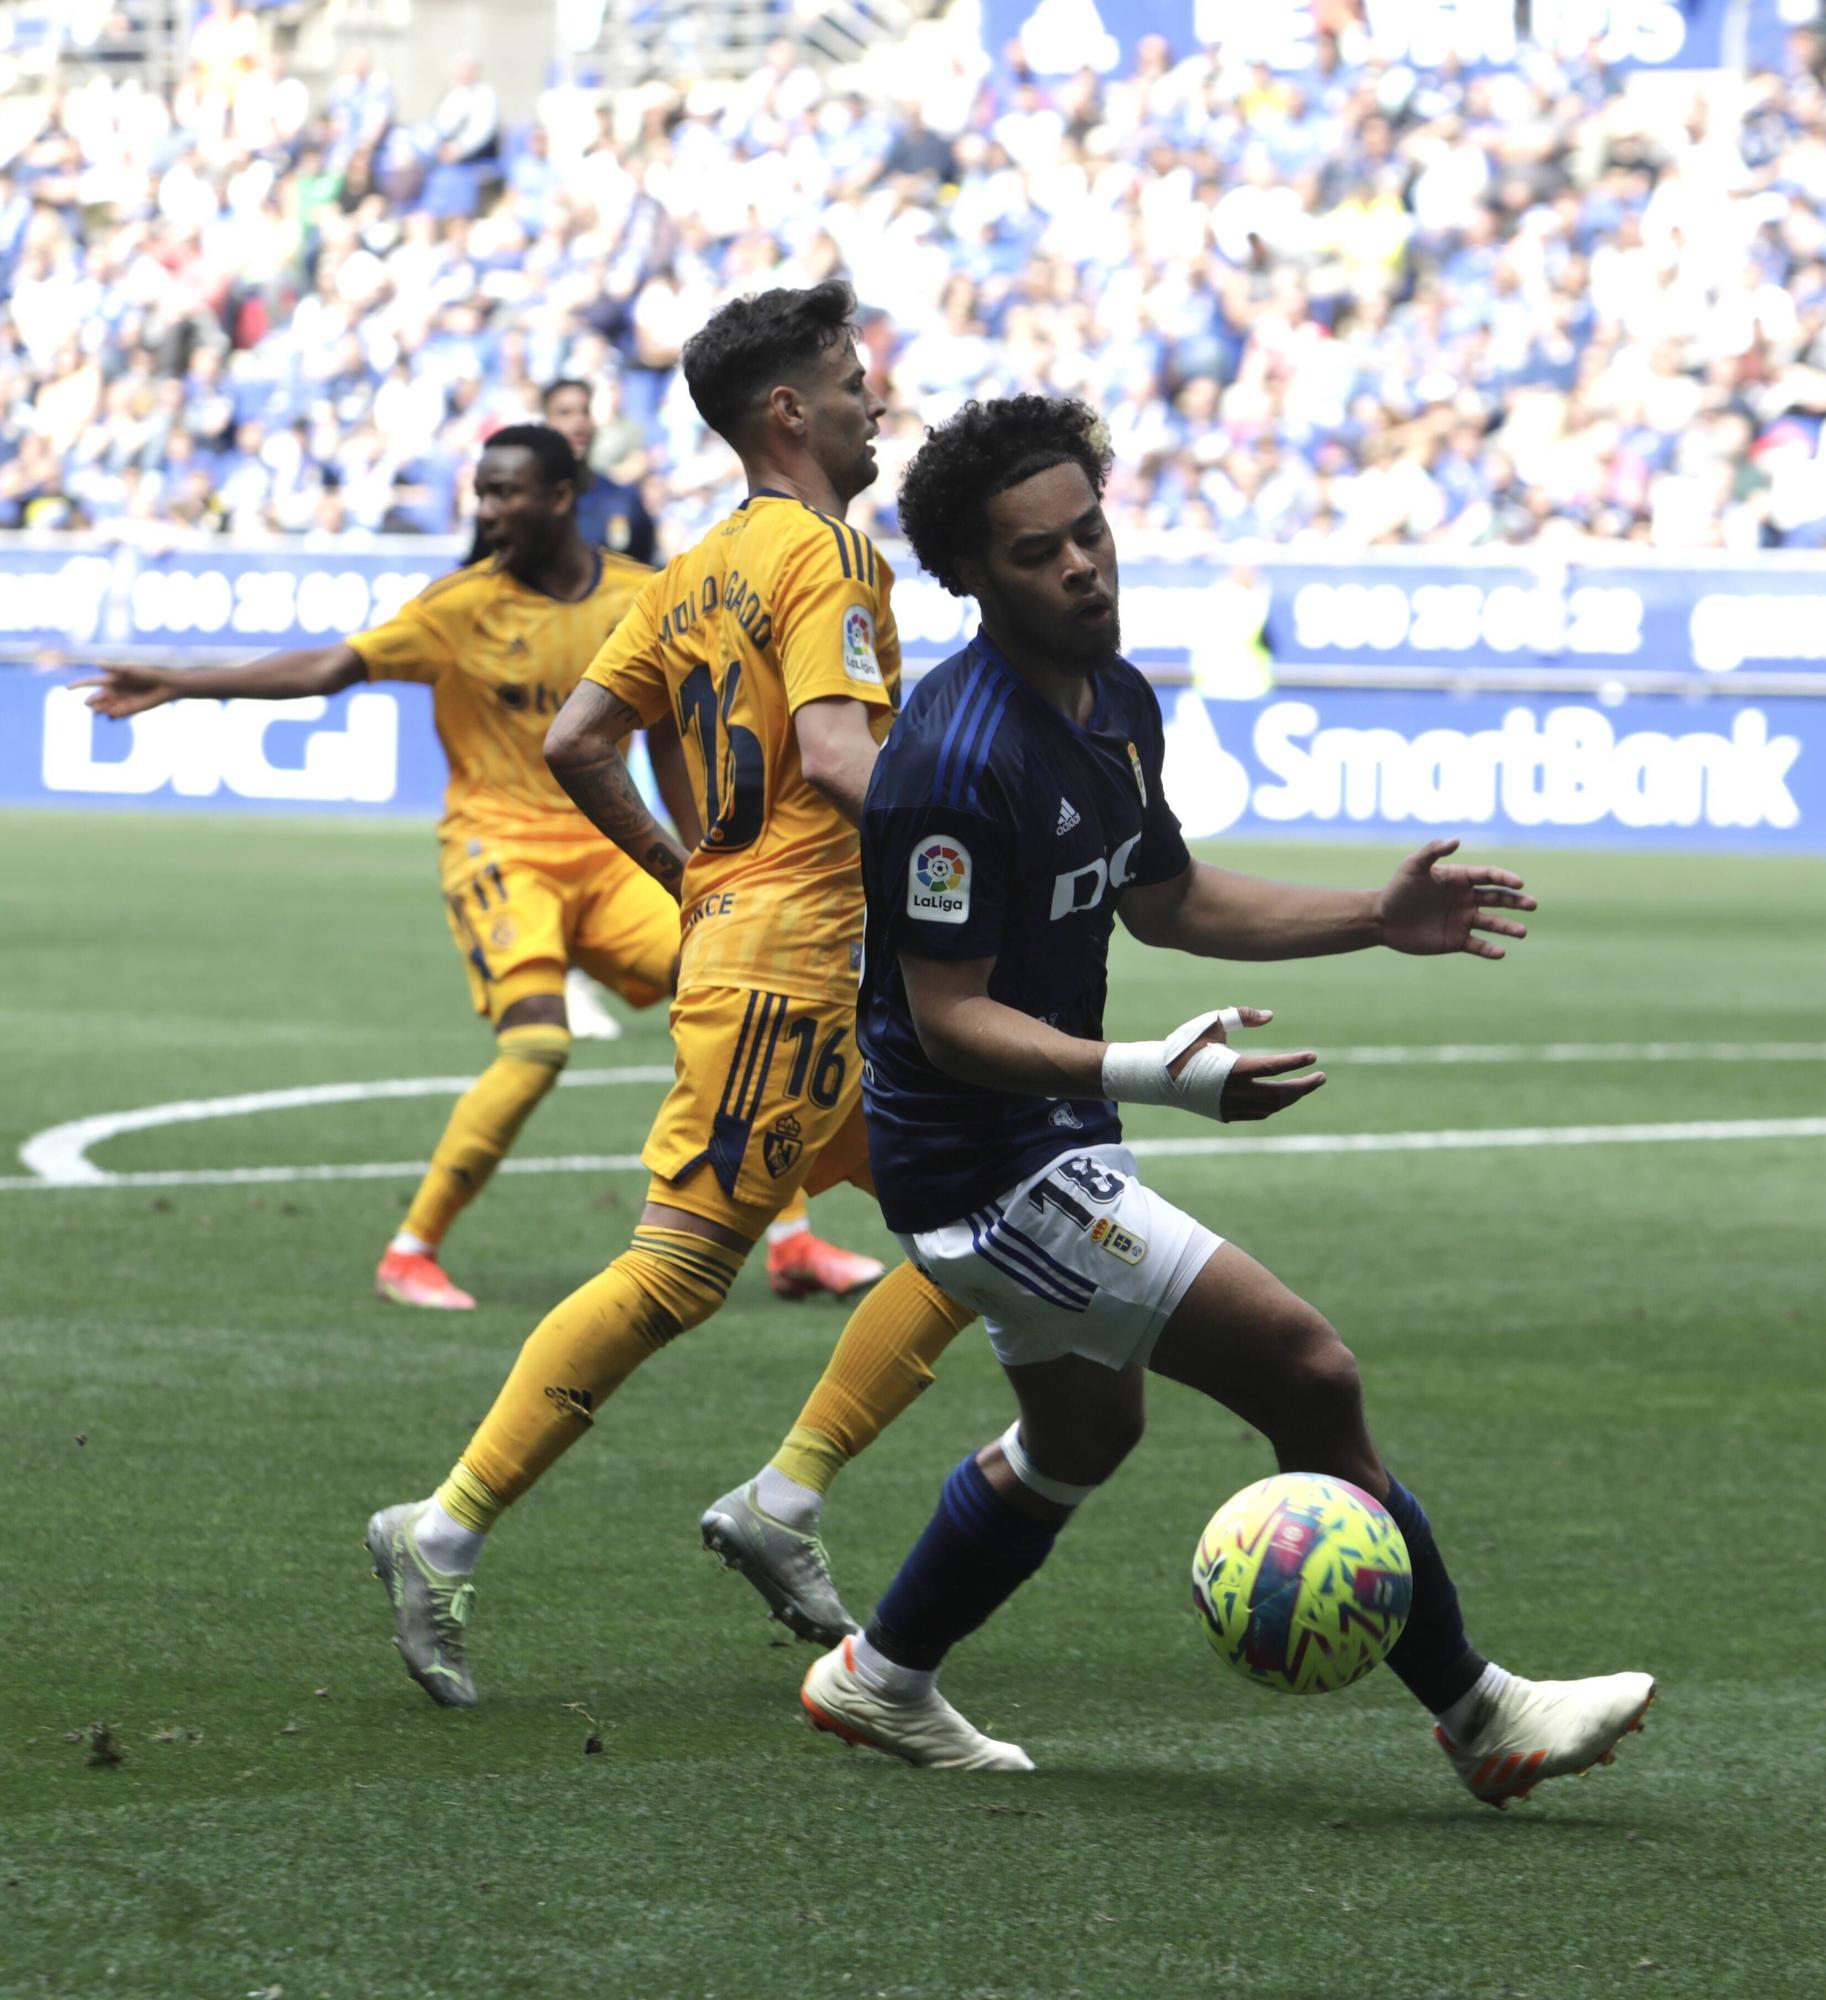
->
xmin=350 ymin=551 xmax=651 ymax=842
xmin=584 ymin=492 xmax=898 ymax=1004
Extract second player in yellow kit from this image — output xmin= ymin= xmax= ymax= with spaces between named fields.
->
xmin=364 ymin=283 xmax=979 ymax=1707
xmin=349 ymin=471 xmax=677 ymax=1029
xmin=581 ymin=490 xmax=897 ymax=1223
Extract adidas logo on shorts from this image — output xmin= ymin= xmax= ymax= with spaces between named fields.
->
xmin=1055 ymin=797 xmax=1081 ymax=835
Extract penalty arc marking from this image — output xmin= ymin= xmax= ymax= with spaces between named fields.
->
xmin=4 ymin=1043 xmax=1825 ymax=1193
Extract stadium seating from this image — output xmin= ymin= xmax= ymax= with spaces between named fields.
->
xmin=2 ymin=3 xmax=1823 ymax=554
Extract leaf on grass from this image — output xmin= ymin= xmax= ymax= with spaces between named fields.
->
xmin=276 ymin=1722 xmax=304 ymax=1737
xmin=313 ymin=1687 xmax=330 ymax=1699
xmin=150 ymin=1725 xmax=203 ymax=1745
xmin=583 ymin=1735 xmax=604 ymax=1755
xmin=1632 ymin=1962 xmax=1665 ymax=1974
xmin=74 ymin=1434 xmax=87 ymax=1447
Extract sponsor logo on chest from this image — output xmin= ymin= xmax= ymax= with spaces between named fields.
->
xmin=1050 ymin=830 xmax=1142 ymax=921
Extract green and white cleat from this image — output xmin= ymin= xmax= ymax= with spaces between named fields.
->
xmin=700 ymin=1480 xmax=860 ymax=1647
xmin=365 ymin=1501 xmax=478 ymax=1708
xmin=801 ymin=1638 xmax=1033 ymax=1772
xmin=1437 ymin=1670 xmax=1656 ymax=1808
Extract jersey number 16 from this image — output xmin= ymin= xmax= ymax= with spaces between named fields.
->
xmin=678 ymin=661 xmax=765 ymax=851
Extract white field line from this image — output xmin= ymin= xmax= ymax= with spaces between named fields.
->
xmin=5 ymin=1045 xmax=1824 ymax=1194
xmin=15 ymin=1066 xmax=673 ymax=1186
xmin=2 ymin=1121 xmax=1824 ymax=1194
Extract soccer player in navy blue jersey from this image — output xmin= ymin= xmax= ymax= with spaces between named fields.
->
xmin=799 ymin=396 xmax=1655 ymax=1802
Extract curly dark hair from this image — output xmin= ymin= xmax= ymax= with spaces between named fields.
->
xmin=897 ymin=395 xmax=1113 ymax=597
xmin=681 ymin=279 xmax=858 ymax=443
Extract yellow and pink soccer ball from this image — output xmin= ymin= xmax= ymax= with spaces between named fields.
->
xmin=1192 ymin=1473 xmax=1412 ymax=1694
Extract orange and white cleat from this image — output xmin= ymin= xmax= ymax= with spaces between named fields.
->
xmin=1437 ymin=1671 xmax=1656 ymax=1808
xmin=766 ymin=1229 xmax=885 ymax=1301
xmin=375 ymin=1248 xmax=476 ymax=1311
xmin=801 ymin=1638 xmax=1032 ymax=1771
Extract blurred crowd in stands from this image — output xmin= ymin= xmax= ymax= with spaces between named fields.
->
xmin=5 ymin=1 xmax=1826 ymax=554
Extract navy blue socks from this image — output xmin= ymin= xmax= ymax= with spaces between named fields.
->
xmin=867 ymin=1452 xmax=1062 ymax=1671
xmin=1379 ymin=1475 xmax=1486 ymax=1713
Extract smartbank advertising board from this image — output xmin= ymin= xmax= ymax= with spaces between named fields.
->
xmin=4 ymin=675 xmax=1819 ymax=851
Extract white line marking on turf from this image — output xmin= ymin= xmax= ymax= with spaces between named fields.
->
xmin=15 ymin=1066 xmax=672 ymax=1186
xmin=1 ymin=1120 xmax=1821 ymax=1193
xmin=7 ymin=1045 xmax=1822 ymax=1192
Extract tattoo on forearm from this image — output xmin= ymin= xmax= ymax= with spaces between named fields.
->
xmin=558 ymin=753 xmax=687 ymax=895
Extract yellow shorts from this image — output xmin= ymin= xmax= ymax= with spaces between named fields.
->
xmin=439 ymin=830 xmax=681 ymax=1023
xmin=642 ymin=984 xmax=873 ymax=1239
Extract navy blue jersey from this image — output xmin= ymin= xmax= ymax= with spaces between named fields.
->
xmin=859 ymin=632 xmax=1191 ymax=1232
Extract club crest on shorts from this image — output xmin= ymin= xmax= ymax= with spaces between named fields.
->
xmin=1089 ymin=1214 xmax=1147 ymax=1264
xmin=908 ymin=839 xmax=970 ymax=924
xmin=763 ymin=1112 xmax=804 ymax=1180
xmin=842 ymin=604 xmax=882 ymax=686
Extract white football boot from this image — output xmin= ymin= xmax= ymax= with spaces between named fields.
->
xmin=1437 ymin=1671 xmax=1656 ymax=1807
xmin=801 ymin=1638 xmax=1033 ymax=1772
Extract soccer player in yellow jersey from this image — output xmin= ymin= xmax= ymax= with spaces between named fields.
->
xmin=363 ymin=282 xmax=981 ymax=1707
xmin=78 ymin=426 xmax=682 ymax=1306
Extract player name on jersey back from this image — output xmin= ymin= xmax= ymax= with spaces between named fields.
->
xmin=585 ymin=493 xmax=900 ymax=1005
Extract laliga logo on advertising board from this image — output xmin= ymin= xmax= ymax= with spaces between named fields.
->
xmin=1161 ymin=694 xmax=1803 ymax=835
xmin=39 ymin=685 xmax=401 ymax=803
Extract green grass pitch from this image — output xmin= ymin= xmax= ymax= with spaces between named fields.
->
xmin=3 ymin=808 xmax=1823 ymax=2000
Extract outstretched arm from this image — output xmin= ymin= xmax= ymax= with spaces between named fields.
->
xmin=546 ymin=680 xmax=691 ymax=899
xmin=75 ymin=644 xmax=366 ymax=716
xmin=1119 ymin=839 xmax=1534 ymax=962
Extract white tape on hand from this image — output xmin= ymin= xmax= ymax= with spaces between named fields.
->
xmin=1101 ymin=1007 xmax=1244 ymax=1124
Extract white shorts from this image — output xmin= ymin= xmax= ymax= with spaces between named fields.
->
xmin=896 ymin=1144 xmax=1223 ymax=1373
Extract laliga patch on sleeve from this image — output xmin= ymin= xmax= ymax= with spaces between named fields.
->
xmin=907 ymin=837 xmax=971 ymax=924
xmin=842 ymin=603 xmax=883 ymax=687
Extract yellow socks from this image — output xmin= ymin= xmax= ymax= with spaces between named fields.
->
xmin=400 ymin=1023 xmax=572 ymax=1248
xmin=455 ymin=1226 xmax=744 ymax=1510
xmin=434 ymin=1460 xmax=503 ymax=1536
xmin=770 ymin=1261 xmax=975 ymax=1497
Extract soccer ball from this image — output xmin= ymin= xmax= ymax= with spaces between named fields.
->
xmin=1191 ymin=1472 xmax=1412 ymax=1695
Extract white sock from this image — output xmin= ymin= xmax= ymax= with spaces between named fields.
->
xmin=390 ymin=1230 xmax=436 ymax=1258
xmin=412 ymin=1497 xmax=485 ymax=1574
xmin=850 ymin=1630 xmax=935 ymax=1702
xmin=766 ymin=1217 xmax=810 ymax=1246
xmin=1435 ymin=1660 xmax=1513 ymax=1740
xmin=752 ymin=1464 xmax=820 ymax=1530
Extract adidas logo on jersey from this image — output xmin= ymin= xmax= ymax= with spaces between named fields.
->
xmin=1055 ymin=797 xmax=1081 ymax=835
